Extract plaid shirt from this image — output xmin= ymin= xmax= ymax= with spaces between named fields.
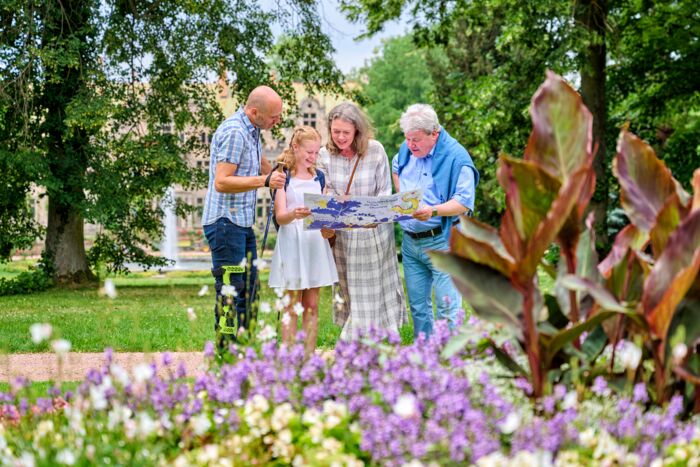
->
xmin=202 ymin=108 xmax=261 ymax=228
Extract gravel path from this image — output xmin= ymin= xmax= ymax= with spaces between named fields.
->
xmin=0 ymin=352 xmax=206 ymax=382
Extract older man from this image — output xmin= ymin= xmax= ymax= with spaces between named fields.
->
xmin=202 ymin=86 xmax=286 ymax=345
xmin=392 ymin=104 xmax=479 ymax=338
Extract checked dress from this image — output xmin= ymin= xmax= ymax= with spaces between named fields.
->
xmin=318 ymin=140 xmax=408 ymax=340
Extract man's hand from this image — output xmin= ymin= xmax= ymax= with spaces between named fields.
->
xmin=320 ymin=228 xmax=335 ymax=239
xmin=266 ymin=170 xmax=286 ymax=190
xmin=292 ymin=207 xmax=311 ymax=219
xmin=412 ymin=206 xmax=433 ymax=222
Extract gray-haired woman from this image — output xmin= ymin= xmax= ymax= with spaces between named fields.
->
xmin=317 ymin=102 xmax=408 ymax=340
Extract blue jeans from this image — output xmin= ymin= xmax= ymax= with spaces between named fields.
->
xmin=401 ymin=232 xmax=462 ymax=338
xmin=203 ymin=218 xmax=258 ymax=344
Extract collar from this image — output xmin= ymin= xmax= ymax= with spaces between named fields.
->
xmin=237 ymin=107 xmax=259 ymax=135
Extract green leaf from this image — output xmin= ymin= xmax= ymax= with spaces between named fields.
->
xmin=581 ymin=325 xmax=608 ymax=363
xmin=524 ymin=70 xmax=594 ymax=181
xmin=543 ymin=310 xmax=620 ymax=368
xmin=441 ymin=332 xmax=472 ymax=359
xmin=644 ymin=210 xmax=700 ymax=341
xmin=430 ymin=251 xmax=523 ymax=337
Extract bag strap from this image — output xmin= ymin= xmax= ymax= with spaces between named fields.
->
xmin=344 ymin=155 xmax=361 ymax=195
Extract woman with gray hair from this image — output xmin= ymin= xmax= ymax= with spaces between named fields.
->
xmin=317 ymin=102 xmax=408 ymax=340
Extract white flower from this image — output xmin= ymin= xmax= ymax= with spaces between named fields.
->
xmin=186 ymin=307 xmax=197 ymax=321
xmin=221 ymin=285 xmax=237 ymax=297
xmin=334 ymin=293 xmax=345 ymax=304
xmin=110 ymin=364 xmax=130 ymax=386
xmin=281 ymin=313 xmax=291 ymax=326
xmin=393 ymin=394 xmax=418 ymax=418
xmin=253 ymin=258 xmax=268 ymax=270
xmin=191 ymin=413 xmax=211 ymax=436
xmin=673 ymin=342 xmax=688 ymax=364
xmin=257 ymin=325 xmax=277 ymax=341
xmin=90 ymin=385 xmax=108 ymax=410
xmin=56 ymin=449 xmax=76 ymax=465
xmin=562 ymin=391 xmax=578 ymax=410
xmin=18 ymin=452 xmax=36 ymax=467
xmin=103 ymin=279 xmax=117 ymax=299
xmin=29 ymin=323 xmax=53 ymax=344
xmin=293 ymin=302 xmax=305 ymax=316
xmin=498 ymin=412 xmax=520 ymax=434
xmin=238 ymin=257 xmax=247 ymax=268
xmin=274 ymin=287 xmax=285 ymax=298
xmin=137 ymin=413 xmax=158 ymax=438
xmin=37 ymin=420 xmax=54 ymax=438
xmin=579 ymin=428 xmax=596 ymax=447
xmin=271 ymin=403 xmax=295 ymax=431
xmin=51 ymin=339 xmax=71 ymax=355
xmin=618 ymin=341 xmax=642 ymax=371
xmin=282 ymin=294 xmax=291 ymax=307
xmin=132 ymin=363 xmax=154 ymax=384
xmin=197 ymin=285 xmax=209 ymax=296
xmin=259 ymin=301 xmax=272 ymax=314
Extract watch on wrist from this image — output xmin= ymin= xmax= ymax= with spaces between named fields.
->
xmin=432 ymin=207 xmax=439 ymax=218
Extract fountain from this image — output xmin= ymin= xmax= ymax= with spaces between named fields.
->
xmin=161 ymin=186 xmax=180 ymax=269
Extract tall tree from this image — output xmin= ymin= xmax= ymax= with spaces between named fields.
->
xmin=340 ymin=0 xmax=699 ymax=248
xmin=358 ymin=35 xmax=437 ymax=152
xmin=0 ymin=0 xmax=343 ymax=283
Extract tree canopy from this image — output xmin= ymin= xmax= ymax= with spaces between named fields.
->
xmin=0 ymin=0 xmax=344 ymax=283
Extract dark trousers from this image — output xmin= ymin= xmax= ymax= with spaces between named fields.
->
xmin=203 ymin=218 xmax=258 ymax=346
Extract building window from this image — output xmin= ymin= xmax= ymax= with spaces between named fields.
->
xmin=303 ymin=112 xmax=317 ymax=128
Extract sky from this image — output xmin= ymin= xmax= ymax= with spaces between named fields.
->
xmin=315 ymin=0 xmax=407 ymax=74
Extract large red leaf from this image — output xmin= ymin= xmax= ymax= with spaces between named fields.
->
xmin=693 ymin=168 xmax=700 ymax=212
xmin=644 ymin=210 xmax=700 ymax=341
xmin=651 ymin=196 xmax=688 ymax=256
xmin=614 ymin=130 xmax=680 ymax=233
xmin=431 ymin=251 xmax=524 ymax=338
xmin=497 ymin=155 xmax=561 ymax=242
xmin=524 ymin=70 xmax=593 ymax=181
xmin=450 ymin=217 xmax=515 ymax=277
xmin=515 ymin=165 xmax=594 ymax=286
xmin=599 ymin=224 xmax=648 ymax=278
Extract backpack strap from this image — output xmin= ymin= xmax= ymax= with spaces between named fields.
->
xmin=314 ymin=169 xmax=326 ymax=192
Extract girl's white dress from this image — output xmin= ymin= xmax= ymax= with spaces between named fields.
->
xmin=268 ymin=176 xmax=338 ymax=290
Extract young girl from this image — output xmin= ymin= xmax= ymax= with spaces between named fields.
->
xmin=268 ymin=126 xmax=338 ymax=355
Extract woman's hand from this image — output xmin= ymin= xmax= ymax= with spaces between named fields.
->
xmin=293 ymin=207 xmax=311 ymax=219
xmin=320 ymin=228 xmax=335 ymax=239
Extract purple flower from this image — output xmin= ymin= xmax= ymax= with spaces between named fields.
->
xmin=633 ymin=383 xmax=648 ymax=403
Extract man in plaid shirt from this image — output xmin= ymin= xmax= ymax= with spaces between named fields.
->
xmin=202 ymin=86 xmax=286 ymax=346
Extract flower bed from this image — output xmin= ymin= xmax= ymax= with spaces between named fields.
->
xmin=1 ymin=321 xmax=699 ymax=466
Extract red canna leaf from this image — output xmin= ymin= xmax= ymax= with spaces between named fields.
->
xmin=524 ymin=70 xmax=593 ymax=181
xmin=644 ymin=210 xmax=700 ymax=342
xmin=614 ymin=130 xmax=680 ymax=233
xmin=450 ymin=217 xmax=514 ymax=277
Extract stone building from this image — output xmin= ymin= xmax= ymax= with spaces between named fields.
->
xmin=28 ymin=82 xmax=348 ymax=253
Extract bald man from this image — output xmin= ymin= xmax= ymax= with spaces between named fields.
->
xmin=202 ymin=85 xmax=286 ymax=348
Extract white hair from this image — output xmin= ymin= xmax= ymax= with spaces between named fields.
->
xmin=399 ymin=104 xmax=441 ymax=134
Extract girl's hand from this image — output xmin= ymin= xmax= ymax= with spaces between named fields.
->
xmin=320 ymin=228 xmax=335 ymax=239
xmin=293 ymin=207 xmax=311 ymax=219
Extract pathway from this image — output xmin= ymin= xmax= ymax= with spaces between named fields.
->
xmin=0 ymin=352 xmax=206 ymax=382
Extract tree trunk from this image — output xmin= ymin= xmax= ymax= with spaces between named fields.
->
xmin=576 ymin=0 xmax=609 ymax=249
xmin=45 ymin=198 xmax=94 ymax=284
xmin=40 ymin=0 xmax=95 ymax=285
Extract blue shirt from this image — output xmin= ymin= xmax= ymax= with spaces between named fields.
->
xmin=392 ymin=150 xmax=474 ymax=233
xmin=202 ymin=108 xmax=261 ymax=228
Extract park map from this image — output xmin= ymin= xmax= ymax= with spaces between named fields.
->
xmin=303 ymin=189 xmax=423 ymax=230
